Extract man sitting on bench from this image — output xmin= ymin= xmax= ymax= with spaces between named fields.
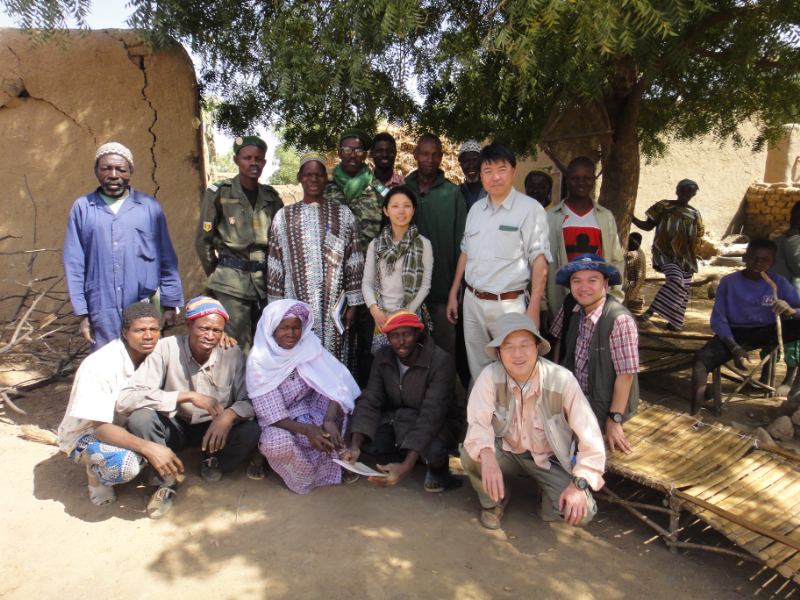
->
xmin=691 ymin=238 xmax=800 ymax=415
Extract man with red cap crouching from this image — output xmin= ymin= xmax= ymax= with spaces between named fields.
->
xmin=118 ymin=296 xmax=260 ymax=519
xmin=343 ymin=310 xmax=464 ymax=492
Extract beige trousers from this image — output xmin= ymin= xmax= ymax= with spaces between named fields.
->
xmin=463 ymin=289 xmax=527 ymax=383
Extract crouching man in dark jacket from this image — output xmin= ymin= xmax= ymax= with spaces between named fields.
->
xmin=343 ymin=310 xmax=463 ymax=492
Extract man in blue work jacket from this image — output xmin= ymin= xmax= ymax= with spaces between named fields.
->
xmin=64 ymin=143 xmax=184 ymax=352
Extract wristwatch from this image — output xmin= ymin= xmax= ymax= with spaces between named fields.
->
xmin=572 ymin=476 xmax=589 ymax=491
xmin=608 ymin=412 xmax=624 ymax=423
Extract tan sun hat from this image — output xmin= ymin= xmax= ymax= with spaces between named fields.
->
xmin=485 ymin=312 xmax=550 ymax=361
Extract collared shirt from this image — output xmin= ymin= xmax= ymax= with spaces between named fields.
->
xmin=461 ymin=187 xmax=552 ymax=294
xmin=64 ymin=187 xmax=184 ymax=351
xmin=405 ymin=169 xmax=468 ymax=303
xmin=117 ymin=335 xmax=253 ymax=423
xmin=463 ymin=362 xmax=605 ymax=491
xmin=551 ymin=298 xmax=640 ymax=394
xmin=196 ymin=176 xmax=283 ymax=300
xmin=57 ymin=338 xmax=136 ymax=454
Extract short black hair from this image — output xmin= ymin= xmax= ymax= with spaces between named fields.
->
xmin=383 ymin=185 xmax=418 ymax=211
xmin=372 ymin=132 xmax=396 ymax=148
xmin=417 ymin=133 xmax=442 ymax=148
xmin=628 ymin=231 xmax=643 ymax=251
xmin=121 ymin=302 xmax=161 ymax=331
xmin=567 ymin=156 xmax=595 ymax=175
xmin=746 ymin=238 xmax=777 ymax=258
xmin=478 ymin=143 xmax=516 ymax=169
xmin=791 ymin=201 xmax=800 ymax=219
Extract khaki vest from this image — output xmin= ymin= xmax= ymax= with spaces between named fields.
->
xmin=490 ymin=358 xmax=576 ymax=476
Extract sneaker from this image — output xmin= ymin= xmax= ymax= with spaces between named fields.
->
xmin=201 ymin=456 xmax=222 ymax=483
xmin=480 ymin=491 xmax=511 ymax=530
xmin=147 ymin=485 xmax=177 ymax=519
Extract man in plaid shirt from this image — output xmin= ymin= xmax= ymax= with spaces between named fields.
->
xmin=550 ymin=254 xmax=639 ymax=455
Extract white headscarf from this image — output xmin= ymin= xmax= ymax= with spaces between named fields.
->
xmin=246 ymin=299 xmax=360 ymax=412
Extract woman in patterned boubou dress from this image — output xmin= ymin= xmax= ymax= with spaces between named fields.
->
xmin=362 ymin=185 xmax=433 ymax=353
xmin=246 ymin=300 xmax=362 ymax=494
xmin=267 ymin=154 xmax=364 ymax=367
xmin=632 ymin=179 xmax=705 ymax=332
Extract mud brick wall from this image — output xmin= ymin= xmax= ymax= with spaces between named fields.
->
xmin=0 ymin=28 xmax=207 ymax=318
xmin=745 ymin=183 xmax=800 ymax=239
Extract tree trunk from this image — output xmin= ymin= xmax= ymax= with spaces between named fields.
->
xmin=598 ymin=89 xmax=644 ymax=246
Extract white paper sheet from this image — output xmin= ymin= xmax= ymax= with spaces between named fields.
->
xmin=333 ymin=459 xmax=387 ymax=477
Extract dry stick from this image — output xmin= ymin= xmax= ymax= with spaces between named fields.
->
xmin=23 ymin=174 xmax=37 ymax=275
xmin=760 ymin=271 xmax=785 ymax=360
xmin=0 ymin=392 xmax=26 ymax=415
xmin=235 ymin=492 xmax=244 ymax=523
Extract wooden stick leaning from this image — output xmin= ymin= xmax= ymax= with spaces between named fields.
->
xmin=760 ymin=272 xmax=785 ymax=359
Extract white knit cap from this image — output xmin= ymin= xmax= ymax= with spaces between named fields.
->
xmin=95 ymin=142 xmax=134 ymax=168
xmin=458 ymin=140 xmax=482 ymax=157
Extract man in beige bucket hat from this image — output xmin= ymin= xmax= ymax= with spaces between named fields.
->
xmin=460 ymin=312 xmax=606 ymax=530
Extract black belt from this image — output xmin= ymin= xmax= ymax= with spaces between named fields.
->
xmin=217 ymin=254 xmax=266 ymax=272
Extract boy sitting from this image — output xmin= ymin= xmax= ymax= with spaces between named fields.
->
xmin=691 ymin=238 xmax=800 ymax=415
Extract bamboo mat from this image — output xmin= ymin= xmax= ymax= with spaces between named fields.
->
xmin=607 ymin=404 xmax=754 ymax=492
xmin=608 ymin=404 xmax=800 ymax=583
xmin=681 ymin=451 xmax=800 ymax=583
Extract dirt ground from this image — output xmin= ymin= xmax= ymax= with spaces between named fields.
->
xmin=3 ymin=266 xmax=800 ymax=600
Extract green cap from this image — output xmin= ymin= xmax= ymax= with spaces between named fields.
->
xmin=339 ymin=128 xmax=372 ymax=151
xmin=233 ymin=135 xmax=267 ymax=154
xmin=525 ymin=168 xmax=554 ymax=187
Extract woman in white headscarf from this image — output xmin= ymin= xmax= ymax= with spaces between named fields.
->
xmin=247 ymin=299 xmax=361 ymax=493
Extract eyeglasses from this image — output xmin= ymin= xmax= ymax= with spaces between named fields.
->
xmin=340 ymin=146 xmax=366 ymax=157
xmin=499 ymin=342 xmax=537 ymax=354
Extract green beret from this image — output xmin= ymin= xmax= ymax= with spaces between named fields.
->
xmin=233 ymin=135 xmax=267 ymax=154
xmin=339 ymin=128 xmax=372 ymax=151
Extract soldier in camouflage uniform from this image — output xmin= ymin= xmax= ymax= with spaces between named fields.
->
xmin=323 ymin=128 xmax=389 ymax=383
xmin=195 ymin=135 xmax=283 ymax=353
xmin=323 ymin=128 xmax=388 ymax=251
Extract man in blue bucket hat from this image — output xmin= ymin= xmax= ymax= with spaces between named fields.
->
xmin=549 ymin=254 xmax=639 ymax=455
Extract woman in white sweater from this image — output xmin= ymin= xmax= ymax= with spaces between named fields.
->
xmin=362 ymin=186 xmax=433 ymax=352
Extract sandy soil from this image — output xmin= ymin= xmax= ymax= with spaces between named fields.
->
xmin=2 ymin=265 xmax=799 ymax=599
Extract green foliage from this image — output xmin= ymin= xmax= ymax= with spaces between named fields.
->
xmin=1 ymin=0 xmax=90 ymax=45
xmin=209 ymin=148 xmax=236 ymax=177
xmin=8 ymin=0 xmax=800 ymax=161
xmin=270 ymin=144 xmax=302 ymax=185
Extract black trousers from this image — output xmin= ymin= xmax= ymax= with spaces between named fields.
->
xmin=363 ymin=422 xmax=452 ymax=474
xmin=126 ymin=409 xmax=260 ymax=473
xmin=693 ymin=321 xmax=800 ymax=372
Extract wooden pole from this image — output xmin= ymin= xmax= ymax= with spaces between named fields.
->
xmin=760 ymin=271 xmax=785 ymax=359
xmin=673 ymin=489 xmax=800 ymax=553
xmin=639 ymin=331 xmax=714 ymax=341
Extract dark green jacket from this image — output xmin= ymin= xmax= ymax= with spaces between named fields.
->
xmin=195 ymin=176 xmax=283 ymax=300
xmin=562 ymin=296 xmax=639 ymax=429
xmin=405 ymin=170 xmax=467 ymax=303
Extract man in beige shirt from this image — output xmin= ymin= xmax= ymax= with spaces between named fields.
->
xmin=447 ymin=143 xmax=551 ymax=384
xmin=118 ymin=297 xmax=259 ymax=519
xmin=460 ymin=312 xmax=605 ymax=530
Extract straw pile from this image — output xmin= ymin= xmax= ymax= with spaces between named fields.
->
xmin=325 ymin=124 xmax=466 ymax=184
xmin=21 ymin=425 xmax=58 ymax=446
